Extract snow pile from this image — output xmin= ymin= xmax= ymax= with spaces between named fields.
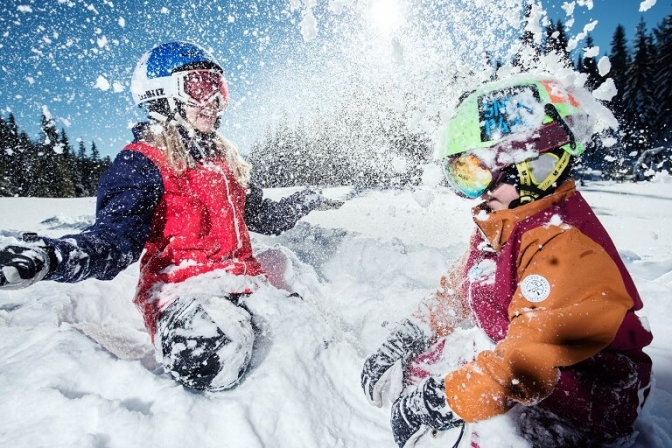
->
xmin=0 ymin=181 xmax=670 ymax=447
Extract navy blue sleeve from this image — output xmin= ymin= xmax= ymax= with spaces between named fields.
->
xmin=44 ymin=150 xmax=164 ymax=282
xmin=244 ymin=184 xmax=316 ymax=235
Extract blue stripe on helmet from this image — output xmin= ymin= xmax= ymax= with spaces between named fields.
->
xmin=145 ymin=42 xmax=219 ymax=78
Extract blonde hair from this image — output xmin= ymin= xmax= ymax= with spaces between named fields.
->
xmin=138 ymin=116 xmax=251 ymax=187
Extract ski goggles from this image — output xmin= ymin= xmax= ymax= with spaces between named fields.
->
xmin=443 ymin=153 xmax=502 ymax=199
xmin=443 ymin=118 xmax=575 ymax=199
xmin=174 ymin=69 xmax=229 ymax=110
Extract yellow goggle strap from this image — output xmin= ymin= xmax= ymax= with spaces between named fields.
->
xmin=515 ymin=150 xmax=572 ymax=204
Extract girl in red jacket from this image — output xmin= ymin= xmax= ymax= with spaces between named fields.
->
xmin=361 ymin=75 xmax=653 ymax=447
xmin=0 ymin=41 xmax=341 ymax=392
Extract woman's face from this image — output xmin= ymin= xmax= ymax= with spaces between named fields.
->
xmin=482 ymin=182 xmax=519 ymax=211
xmin=179 ymin=69 xmax=227 ymax=134
xmin=183 ymin=102 xmax=220 ymax=134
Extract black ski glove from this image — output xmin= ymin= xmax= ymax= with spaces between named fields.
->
xmin=361 ymin=319 xmax=432 ymax=407
xmin=391 ymin=376 xmax=463 ymax=448
xmin=0 ymin=244 xmax=57 ymax=290
xmin=294 ymin=188 xmax=344 ymax=212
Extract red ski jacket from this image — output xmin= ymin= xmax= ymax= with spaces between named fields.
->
xmin=126 ymin=142 xmax=264 ymax=336
xmin=43 ymin=122 xmax=325 ymax=339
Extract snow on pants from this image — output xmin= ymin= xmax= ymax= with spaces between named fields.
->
xmin=523 ymin=350 xmax=652 ymax=446
xmin=155 ymin=294 xmax=255 ymax=391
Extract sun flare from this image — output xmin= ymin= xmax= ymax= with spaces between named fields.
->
xmin=369 ymin=0 xmax=403 ymax=33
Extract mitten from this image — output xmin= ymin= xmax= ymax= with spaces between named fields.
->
xmin=0 ymin=244 xmax=56 ymax=289
xmin=295 ymin=189 xmax=344 ymax=211
xmin=391 ymin=376 xmax=463 ymax=448
xmin=361 ymin=319 xmax=432 ymax=407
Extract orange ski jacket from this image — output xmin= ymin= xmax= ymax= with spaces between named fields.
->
xmin=419 ymin=180 xmax=652 ymax=424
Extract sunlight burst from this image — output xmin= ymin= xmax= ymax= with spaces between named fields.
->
xmin=369 ymin=0 xmax=403 ymax=33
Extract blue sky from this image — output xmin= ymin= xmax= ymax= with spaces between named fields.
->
xmin=544 ymin=0 xmax=672 ymax=56
xmin=0 ymin=0 xmax=299 ymax=158
xmin=1 ymin=0 xmax=670 ymax=159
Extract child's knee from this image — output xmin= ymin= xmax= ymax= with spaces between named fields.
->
xmin=157 ymin=296 xmax=255 ymax=391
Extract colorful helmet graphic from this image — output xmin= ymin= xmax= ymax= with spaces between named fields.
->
xmin=436 ymin=75 xmax=593 ymax=203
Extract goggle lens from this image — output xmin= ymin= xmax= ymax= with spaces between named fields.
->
xmin=180 ymin=70 xmax=228 ymax=107
xmin=443 ymin=153 xmax=494 ymax=199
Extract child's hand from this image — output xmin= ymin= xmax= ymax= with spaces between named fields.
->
xmin=391 ymin=376 xmax=463 ymax=448
xmin=361 ymin=319 xmax=432 ymax=407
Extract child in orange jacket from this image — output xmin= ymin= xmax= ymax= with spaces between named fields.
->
xmin=361 ymin=75 xmax=653 ymax=447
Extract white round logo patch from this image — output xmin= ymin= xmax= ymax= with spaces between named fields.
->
xmin=520 ymin=274 xmax=551 ymax=303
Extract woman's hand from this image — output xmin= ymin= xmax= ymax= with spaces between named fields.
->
xmin=0 ymin=244 xmax=55 ymax=289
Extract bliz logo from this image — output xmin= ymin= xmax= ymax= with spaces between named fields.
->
xmin=478 ymin=85 xmax=540 ymax=142
xmin=139 ymin=88 xmax=165 ymax=101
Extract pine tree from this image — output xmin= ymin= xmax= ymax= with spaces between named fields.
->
xmin=89 ymin=141 xmax=102 ymax=193
xmin=248 ymin=128 xmax=273 ymax=188
xmin=622 ymin=18 xmax=657 ymax=153
xmin=555 ymin=19 xmax=572 ymax=65
xmin=0 ymin=116 xmax=10 ymax=196
xmin=75 ymin=140 xmax=90 ymax=196
xmin=603 ymin=24 xmax=632 ymax=180
xmin=2 ymin=114 xmax=26 ymax=196
xmin=31 ymin=112 xmax=63 ymax=197
xmin=653 ymin=14 xmax=672 ymax=145
xmin=57 ymin=129 xmax=76 ymax=197
xmin=607 ymin=23 xmax=631 ymax=145
xmin=273 ymin=115 xmax=294 ymax=187
xmin=610 ymin=25 xmax=631 ymax=100
xmin=17 ymin=131 xmax=37 ymax=196
xmin=578 ymin=35 xmax=602 ymax=91
xmin=543 ymin=19 xmax=572 ymax=66
xmin=292 ymin=116 xmax=315 ymax=186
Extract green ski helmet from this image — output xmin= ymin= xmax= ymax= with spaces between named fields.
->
xmin=436 ymin=75 xmax=591 ymax=203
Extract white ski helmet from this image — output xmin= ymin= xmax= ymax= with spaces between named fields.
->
xmin=130 ymin=41 xmax=229 ymax=115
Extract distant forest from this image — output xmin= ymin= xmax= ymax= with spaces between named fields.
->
xmin=2 ymin=14 xmax=671 ymax=197
xmin=521 ymin=13 xmax=672 ymax=182
xmin=0 ymin=113 xmax=111 ymax=198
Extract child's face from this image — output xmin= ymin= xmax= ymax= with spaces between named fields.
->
xmin=183 ymin=102 xmax=220 ymax=134
xmin=482 ymin=183 xmax=519 ymax=211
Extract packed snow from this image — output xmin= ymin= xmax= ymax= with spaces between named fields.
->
xmin=0 ymin=176 xmax=671 ymax=447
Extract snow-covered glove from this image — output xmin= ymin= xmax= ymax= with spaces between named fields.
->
xmin=362 ymin=319 xmax=432 ymax=407
xmin=294 ymin=188 xmax=344 ymax=211
xmin=391 ymin=376 xmax=463 ymax=448
xmin=0 ymin=244 xmax=56 ymax=290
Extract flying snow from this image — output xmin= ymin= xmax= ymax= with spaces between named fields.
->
xmin=300 ymin=10 xmax=318 ymax=41
xmin=94 ymin=75 xmax=111 ymax=91
xmin=598 ymin=55 xmax=611 ymax=77
xmin=640 ymin=0 xmax=658 ymax=12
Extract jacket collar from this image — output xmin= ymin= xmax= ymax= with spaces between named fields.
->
xmin=176 ymin=125 xmax=218 ymax=161
xmin=132 ymin=121 xmax=219 ymax=162
xmin=472 ymin=179 xmax=577 ymax=252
